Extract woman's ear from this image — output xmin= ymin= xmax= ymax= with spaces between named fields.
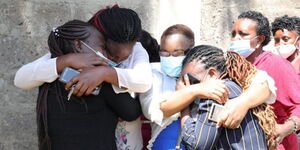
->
xmin=74 ymin=39 xmax=82 ymax=52
xmin=257 ymin=35 xmax=265 ymax=48
xmin=207 ymin=67 xmax=220 ymax=79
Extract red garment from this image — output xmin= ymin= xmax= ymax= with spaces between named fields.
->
xmin=140 ymin=115 xmax=151 ymax=150
xmin=254 ymin=52 xmax=300 ymax=150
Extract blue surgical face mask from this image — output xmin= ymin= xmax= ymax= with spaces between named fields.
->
xmin=160 ymin=56 xmax=185 ymax=78
xmin=80 ymin=41 xmax=119 ymax=67
xmin=229 ymin=36 xmax=259 ymax=58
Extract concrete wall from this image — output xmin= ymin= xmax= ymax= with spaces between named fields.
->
xmin=0 ymin=0 xmax=299 ymax=149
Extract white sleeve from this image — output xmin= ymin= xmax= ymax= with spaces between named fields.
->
xmin=139 ymin=71 xmax=179 ymax=126
xmin=14 ymin=53 xmax=59 ymax=90
xmin=112 ymin=42 xmax=152 ymax=93
xmin=139 ymin=72 xmax=164 ymax=126
xmin=252 ymin=70 xmax=277 ymax=104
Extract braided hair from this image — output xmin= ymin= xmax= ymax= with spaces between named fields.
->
xmin=138 ymin=30 xmax=160 ymax=63
xmin=37 ymin=20 xmax=93 ymax=150
xmin=182 ymin=45 xmax=277 ymax=149
xmin=89 ymin=7 xmax=141 ymax=43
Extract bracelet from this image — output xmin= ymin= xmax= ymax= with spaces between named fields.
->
xmin=286 ymin=118 xmax=298 ymax=133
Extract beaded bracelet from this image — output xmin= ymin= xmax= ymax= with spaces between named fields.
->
xmin=286 ymin=118 xmax=298 ymax=133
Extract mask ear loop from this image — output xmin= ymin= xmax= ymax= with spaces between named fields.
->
xmin=294 ymin=36 xmax=300 ymax=50
xmin=252 ymin=36 xmax=261 ymax=49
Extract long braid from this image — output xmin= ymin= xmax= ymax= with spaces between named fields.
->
xmin=223 ymin=51 xmax=277 ymax=150
xmin=37 ymin=20 xmax=92 ymax=150
xmin=182 ymin=45 xmax=277 ymax=149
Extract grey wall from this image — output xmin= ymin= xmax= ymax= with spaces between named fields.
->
xmin=1 ymin=0 xmax=299 ymax=149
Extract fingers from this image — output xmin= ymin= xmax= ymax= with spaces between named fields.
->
xmin=214 ymin=81 xmax=228 ymax=103
xmin=216 ymin=110 xmax=241 ymax=129
xmin=209 ymin=89 xmax=224 ymax=103
xmin=65 ymin=78 xmax=78 ymax=90
xmin=210 ymin=93 xmax=222 ymax=103
xmin=222 ymin=113 xmax=233 ymax=128
xmin=74 ymin=82 xmax=89 ymax=97
xmin=183 ymin=74 xmax=190 ymax=86
xmin=176 ymin=78 xmax=185 ymax=90
xmin=217 ymin=112 xmax=228 ymax=128
xmin=94 ymin=57 xmax=109 ymax=66
xmin=85 ymin=87 xmax=95 ymax=96
xmin=214 ymin=87 xmax=228 ymax=103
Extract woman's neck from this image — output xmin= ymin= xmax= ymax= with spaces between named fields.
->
xmin=246 ymin=48 xmax=263 ymax=64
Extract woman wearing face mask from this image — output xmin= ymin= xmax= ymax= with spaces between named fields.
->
xmin=139 ymin=24 xmax=197 ymax=150
xmin=271 ymin=15 xmax=300 ymax=78
xmin=139 ymin=24 xmax=277 ymax=150
xmin=230 ymin=11 xmax=300 ymax=150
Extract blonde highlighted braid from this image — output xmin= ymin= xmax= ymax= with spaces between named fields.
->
xmin=222 ymin=51 xmax=277 ymax=150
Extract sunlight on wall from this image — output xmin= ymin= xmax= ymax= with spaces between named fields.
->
xmin=152 ymin=0 xmax=201 ymax=45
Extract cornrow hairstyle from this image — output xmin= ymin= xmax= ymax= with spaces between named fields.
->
xmin=37 ymin=20 xmax=92 ymax=150
xmin=88 ymin=7 xmax=142 ymax=43
xmin=161 ymin=24 xmax=195 ymax=48
xmin=271 ymin=15 xmax=300 ymax=36
xmin=138 ymin=30 xmax=160 ymax=63
xmin=182 ymin=45 xmax=277 ymax=149
xmin=238 ymin=11 xmax=271 ymax=47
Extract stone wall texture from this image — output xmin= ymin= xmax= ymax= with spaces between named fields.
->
xmin=0 ymin=0 xmax=299 ymax=149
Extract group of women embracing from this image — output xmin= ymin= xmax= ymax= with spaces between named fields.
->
xmin=14 ymin=4 xmax=300 ymax=150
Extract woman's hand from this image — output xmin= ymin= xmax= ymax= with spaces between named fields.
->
xmin=65 ymin=66 xmax=109 ymax=97
xmin=216 ymin=98 xmax=248 ymax=129
xmin=193 ymin=78 xmax=229 ymax=104
xmin=275 ymin=123 xmax=294 ymax=145
xmin=57 ymin=53 xmax=108 ymax=73
xmin=176 ymin=75 xmax=228 ymax=103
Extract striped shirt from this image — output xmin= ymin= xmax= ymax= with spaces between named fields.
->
xmin=182 ymin=79 xmax=267 ymax=150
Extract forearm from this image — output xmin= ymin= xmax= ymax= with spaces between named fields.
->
xmin=238 ymin=81 xmax=271 ymax=109
xmin=101 ymin=83 xmax=141 ymax=121
xmin=278 ymin=116 xmax=300 ymax=138
xmin=160 ymin=85 xmax=198 ymax=118
xmin=102 ymin=66 xmax=119 ymax=86
xmin=14 ymin=53 xmax=58 ymax=90
xmin=114 ymin=65 xmax=152 ymax=93
xmin=181 ymin=107 xmax=190 ymax=128
xmin=56 ymin=54 xmax=72 ymax=74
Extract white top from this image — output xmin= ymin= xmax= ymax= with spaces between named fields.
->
xmin=139 ymin=62 xmax=277 ymax=149
xmin=14 ymin=42 xmax=150 ymax=150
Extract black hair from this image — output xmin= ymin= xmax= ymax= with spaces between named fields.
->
xmin=138 ymin=30 xmax=160 ymax=62
xmin=182 ymin=45 xmax=277 ymax=149
xmin=271 ymin=15 xmax=300 ymax=36
xmin=238 ymin=11 xmax=271 ymax=46
xmin=38 ymin=20 xmax=92 ymax=150
xmin=89 ymin=7 xmax=142 ymax=43
xmin=182 ymin=45 xmax=226 ymax=75
xmin=161 ymin=24 xmax=195 ymax=48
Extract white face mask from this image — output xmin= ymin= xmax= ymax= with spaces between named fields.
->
xmin=229 ymin=36 xmax=259 ymax=58
xmin=275 ymin=36 xmax=299 ymax=59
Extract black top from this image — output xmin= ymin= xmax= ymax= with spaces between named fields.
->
xmin=46 ymin=82 xmax=141 ymax=150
